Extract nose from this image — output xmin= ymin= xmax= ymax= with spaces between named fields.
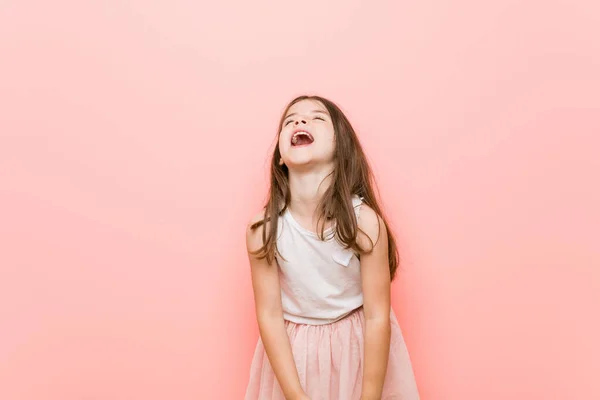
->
xmin=294 ymin=119 xmax=307 ymax=125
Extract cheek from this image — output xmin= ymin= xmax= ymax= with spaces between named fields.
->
xmin=321 ymin=127 xmax=336 ymax=148
xmin=278 ymin=131 xmax=288 ymax=152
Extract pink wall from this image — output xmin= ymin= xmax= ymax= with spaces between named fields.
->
xmin=1 ymin=1 xmax=599 ymax=399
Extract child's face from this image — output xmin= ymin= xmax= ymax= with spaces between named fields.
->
xmin=278 ymin=99 xmax=336 ymax=169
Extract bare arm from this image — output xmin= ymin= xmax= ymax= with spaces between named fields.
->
xmin=357 ymin=206 xmax=392 ymax=400
xmin=246 ymin=214 xmax=308 ymax=400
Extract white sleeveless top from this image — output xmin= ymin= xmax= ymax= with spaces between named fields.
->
xmin=276 ymin=195 xmax=364 ymax=325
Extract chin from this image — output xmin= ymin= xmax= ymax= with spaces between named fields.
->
xmin=285 ymin=158 xmax=314 ymax=169
xmin=286 ymin=157 xmax=334 ymax=171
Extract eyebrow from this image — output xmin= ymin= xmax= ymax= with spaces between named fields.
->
xmin=284 ymin=110 xmax=328 ymax=120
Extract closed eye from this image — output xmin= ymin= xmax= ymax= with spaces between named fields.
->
xmin=284 ymin=120 xmax=293 ymax=126
xmin=314 ymin=116 xmax=325 ymax=121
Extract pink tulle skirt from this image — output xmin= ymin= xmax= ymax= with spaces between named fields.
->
xmin=244 ymin=308 xmax=420 ymax=400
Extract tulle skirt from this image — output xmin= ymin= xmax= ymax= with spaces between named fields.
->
xmin=244 ymin=308 xmax=420 ymax=400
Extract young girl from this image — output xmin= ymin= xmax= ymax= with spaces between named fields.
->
xmin=244 ymin=95 xmax=420 ymax=400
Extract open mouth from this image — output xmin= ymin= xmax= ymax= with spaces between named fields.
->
xmin=291 ymin=131 xmax=314 ymax=147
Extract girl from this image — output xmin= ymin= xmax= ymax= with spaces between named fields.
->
xmin=244 ymin=95 xmax=420 ymax=400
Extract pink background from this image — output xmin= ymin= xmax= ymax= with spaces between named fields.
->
xmin=1 ymin=1 xmax=599 ymax=399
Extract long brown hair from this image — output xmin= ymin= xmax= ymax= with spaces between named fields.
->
xmin=250 ymin=95 xmax=399 ymax=280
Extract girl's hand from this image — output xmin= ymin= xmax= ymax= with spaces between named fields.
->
xmin=293 ymin=394 xmax=311 ymax=400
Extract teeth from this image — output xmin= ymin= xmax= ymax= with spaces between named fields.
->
xmin=292 ymin=131 xmax=312 ymax=145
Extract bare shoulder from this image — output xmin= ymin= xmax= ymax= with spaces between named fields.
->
xmin=357 ymin=204 xmax=387 ymax=252
xmin=247 ymin=208 xmax=267 ymax=230
xmin=246 ymin=208 xmax=268 ymax=253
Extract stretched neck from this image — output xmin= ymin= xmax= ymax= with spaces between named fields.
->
xmin=287 ymin=165 xmax=334 ymax=219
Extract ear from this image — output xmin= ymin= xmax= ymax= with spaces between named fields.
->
xmin=279 ymin=158 xmax=285 ymax=166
